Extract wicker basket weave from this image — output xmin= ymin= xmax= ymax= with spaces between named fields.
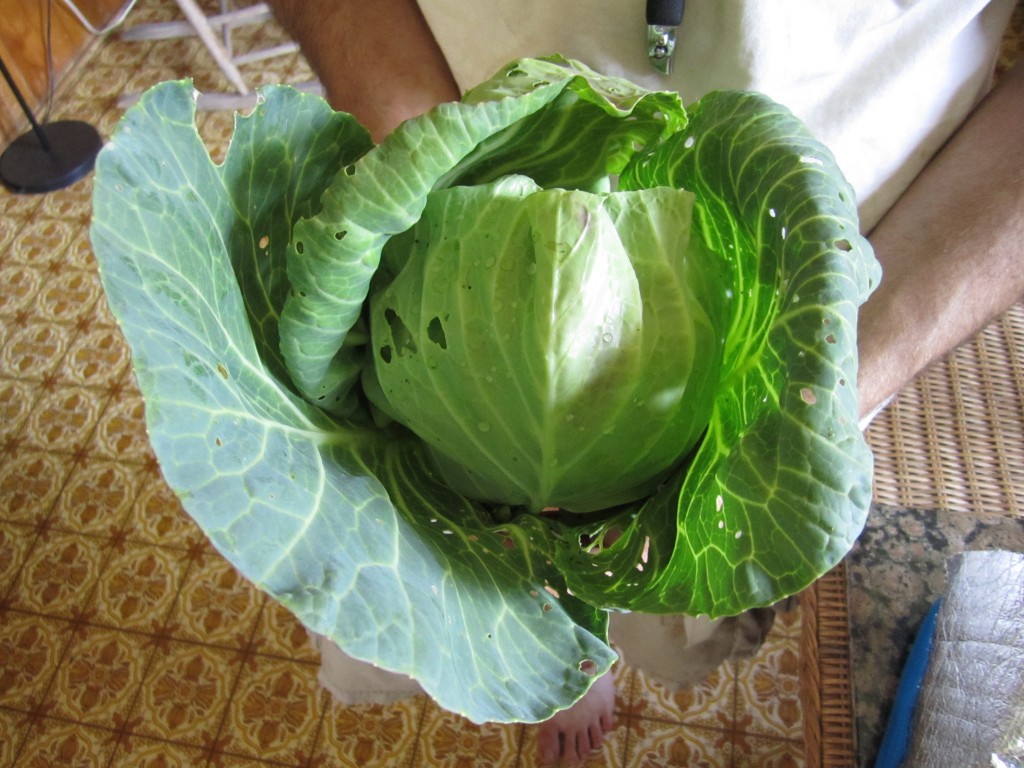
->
xmin=801 ymin=562 xmax=857 ymax=768
xmin=866 ymin=302 xmax=1024 ymax=517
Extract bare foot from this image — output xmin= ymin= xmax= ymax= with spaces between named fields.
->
xmin=536 ymin=671 xmax=616 ymax=766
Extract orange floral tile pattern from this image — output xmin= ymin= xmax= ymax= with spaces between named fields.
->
xmin=222 ymin=659 xmax=324 ymax=762
xmin=15 ymin=720 xmax=120 ymax=768
xmin=134 ymin=640 xmax=241 ymax=747
xmin=313 ymin=696 xmax=422 ymax=767
xmin=0 ymin=614 xmax=70 ymax=709
xmin=44 ymin=625 xmax=149 ymax=728
xmin=419 ymin=705 xmax=523 ymax=768
xmin=0 ymin=0 xmax=878 ymax=765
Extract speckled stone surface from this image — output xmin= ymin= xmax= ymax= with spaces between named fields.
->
xmin=846 ymin=503 xmax=1024 ymax=766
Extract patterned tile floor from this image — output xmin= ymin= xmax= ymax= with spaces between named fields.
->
xmin=0 ymin=2 xmax=845 ymax=766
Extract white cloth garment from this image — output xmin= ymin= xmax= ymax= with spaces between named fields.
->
xmin=313 ymin=607 xmax=786 ymax=707
xmin=312 ymin=631 xmax=425 ymax=705
xmin=415 ymin=0 xmax=1017 ymax=230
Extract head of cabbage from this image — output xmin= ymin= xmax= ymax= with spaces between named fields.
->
xmin=366 ymin=175 xmax=727 ymax=513
xmin=90 ymin=56 xmax=879 ymax=725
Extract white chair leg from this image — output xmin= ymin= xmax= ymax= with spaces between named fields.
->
xmin=116 ymin=1 xmax=321 ymax=109
xmin=174 ymin=0 xmax=249 ymax=94
xmin=120 ymin=4 xmax=275 ymax=42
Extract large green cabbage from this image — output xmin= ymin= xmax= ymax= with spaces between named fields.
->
xmin=90 ymin=56 xmax=879 ymax=724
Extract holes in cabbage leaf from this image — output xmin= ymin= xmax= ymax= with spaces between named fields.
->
xmin=834 ymin=238 xmax=853 ymax=252
xmin=378 ymin=313 xmax=446 ymax=362
xmin=383 ymin=308 xmax=417 ymax=358
xmin=427 ymin=316 xmax=447 ymax=350
xmin=579 ymin=659 xmax=598 ymax=676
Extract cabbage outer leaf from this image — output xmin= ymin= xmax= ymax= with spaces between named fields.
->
xmin=524 ymin=90 xmax=881 ymax=615
xmin=91 ymin=82 xmax=615 ymax=725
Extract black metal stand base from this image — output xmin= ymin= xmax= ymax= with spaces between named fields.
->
xmin=0 ymin=119 xmax=103 ymax=194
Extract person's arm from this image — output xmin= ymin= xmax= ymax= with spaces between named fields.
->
xmin=857 ymin=60 xmax=1024 ymax=420
xmin=266 ymin=0 xmax=459 ymax=142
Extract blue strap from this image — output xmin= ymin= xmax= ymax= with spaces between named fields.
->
xmin=874 ymin=598 xmax=943 ymax=768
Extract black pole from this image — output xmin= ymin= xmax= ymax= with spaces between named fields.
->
xmin=0 ymin=56 xmax=53 ymax=153
xmin=0 ymin=52 xmax=102 ymax=193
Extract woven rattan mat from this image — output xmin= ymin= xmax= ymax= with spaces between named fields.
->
xmin=866 ymin=302 xmax=1024 ymax=517
xmin=801 ymin=562 xmax=857 ymax=768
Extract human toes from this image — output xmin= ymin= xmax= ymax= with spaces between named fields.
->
xmin=536 ymin=672 xmax=616 ymax=765
xmin=537 ymin=724 xmax=597 ymax=765
xmin=537 ymin=725 xmax=561 ymax=765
